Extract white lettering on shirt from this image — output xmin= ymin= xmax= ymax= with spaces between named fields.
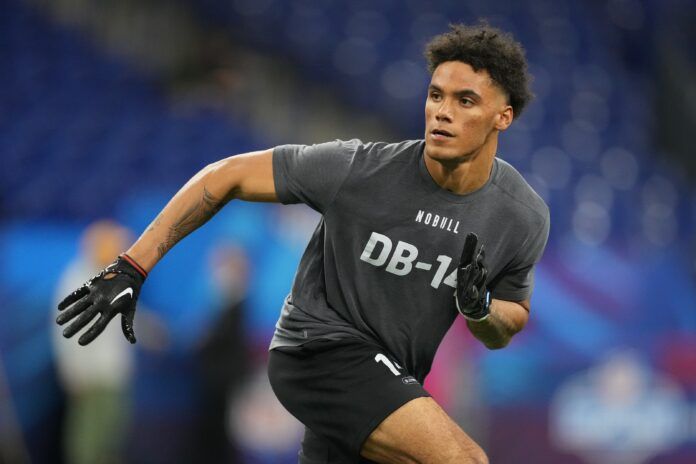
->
xmin=414 ymin=210 xmax=460 ymax=235
xmin=359 ymin=231 xmax=458 ymax=289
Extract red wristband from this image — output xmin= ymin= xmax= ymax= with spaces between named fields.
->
xmin=121 ymin=253 xmax=148 ymax=278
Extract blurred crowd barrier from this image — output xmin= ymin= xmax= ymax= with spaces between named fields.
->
xmin=1 ymin=0 xmax=695 ymax=463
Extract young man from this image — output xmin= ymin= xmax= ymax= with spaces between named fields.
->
xmin=57 ymin=24 xmax=549 ymax=464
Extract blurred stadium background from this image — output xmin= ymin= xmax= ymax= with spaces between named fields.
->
xmin=1 ymin=0 xmax=695 ymax=463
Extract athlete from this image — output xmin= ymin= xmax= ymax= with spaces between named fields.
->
xmin=56 ymin=23 xmax=549 ymax=463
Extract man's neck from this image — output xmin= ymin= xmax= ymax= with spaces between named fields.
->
xmin=424 ymin=144 xmax=497 ymax=195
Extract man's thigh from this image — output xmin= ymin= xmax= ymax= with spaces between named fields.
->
xmin=268 ymin=338 xmax=429 ymax=463
xmin=361 ymin=397 xmax=488 ymax=464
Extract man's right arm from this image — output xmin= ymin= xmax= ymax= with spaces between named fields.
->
xmin=56 ymin=149 xmax=277 ymax=345
xmin=126 ymin=149 xmax=276 ymax=273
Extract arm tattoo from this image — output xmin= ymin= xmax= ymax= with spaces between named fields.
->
xmin=156 ymin=187 xmax=225 ymax=259
xmin=146 ymin=212 xmax=163 ymax=233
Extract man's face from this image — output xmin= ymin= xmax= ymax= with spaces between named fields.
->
xmin=424 ymin=61 xmax=512 ymax=162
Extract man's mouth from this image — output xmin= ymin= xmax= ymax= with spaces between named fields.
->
xmin=431 ymin=128 xmax=454 ymax=138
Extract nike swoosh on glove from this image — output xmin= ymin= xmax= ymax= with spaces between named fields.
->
xmin=56 ymin=254 xmax=147 ymax=346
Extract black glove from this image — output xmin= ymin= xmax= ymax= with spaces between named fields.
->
xmin=56 ymin=254 xmax=147 ymax=346
xmin=455 ymin=232 xmax=491 ymax=321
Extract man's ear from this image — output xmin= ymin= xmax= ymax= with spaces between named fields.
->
xmin=494 ymin=105 xmax=513 ymax=131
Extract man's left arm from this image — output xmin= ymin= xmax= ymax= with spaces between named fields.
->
xmin=465 ymin=299 xmax=529 ymax=349
xmin=455 ymin=232 xmax=542 ymax=349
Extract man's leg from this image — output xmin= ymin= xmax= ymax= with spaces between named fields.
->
xmin=269 ymin=338 xmax=482 ymax=463
xmin=361 ymin=397 xmax=487 ymax=464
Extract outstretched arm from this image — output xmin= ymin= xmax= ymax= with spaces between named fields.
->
xmin=56 ymin=149 xmax=276 ymax=345
xmin=127 ymin=149 xmax=276 ymax=272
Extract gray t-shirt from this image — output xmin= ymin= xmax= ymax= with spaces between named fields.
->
xmin=270 ymin=139 xmax=549 ymax=382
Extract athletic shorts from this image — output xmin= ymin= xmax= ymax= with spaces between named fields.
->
xmin=268 ymin=337 xmax=430 ymax=464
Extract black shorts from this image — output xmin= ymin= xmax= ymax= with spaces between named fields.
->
xmin=268 ymin=337 xmax=430 ymax=464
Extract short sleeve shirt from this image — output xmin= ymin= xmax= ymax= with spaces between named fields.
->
xmin=271 ymin=139 xmax=549 ymax=382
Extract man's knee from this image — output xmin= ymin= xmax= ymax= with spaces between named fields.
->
xmin=438 ymin=440 xmax=488 ymax=464
xmin=431 ymin=441 xmax=488 ymax=464
xmin=464 ymin=444 xmax=488 ymax=464
xmin=364 ymin=441 xmax=487 ymax=464
xmin=361 ymin=397 xmax=488 ymax=464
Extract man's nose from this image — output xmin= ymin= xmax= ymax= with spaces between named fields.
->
xmin=435 ymin=100 xmax=453 ymax=122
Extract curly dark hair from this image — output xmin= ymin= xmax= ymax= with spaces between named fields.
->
xmin=425 ymin=23 xmax=533 ymax=117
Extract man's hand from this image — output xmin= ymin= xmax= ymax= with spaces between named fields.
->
xmin=455 ymin=232 xmax=491 ymax=321
xmin=56 ymin=254 xmax=147 ymax=346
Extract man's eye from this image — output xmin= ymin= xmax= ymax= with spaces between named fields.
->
xmin=430 ymin=93 xmax=441 ymax=101
xmin=460 ymin=98 xmax=473 ymax=106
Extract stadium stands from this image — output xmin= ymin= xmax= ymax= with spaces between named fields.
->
xmin=184 ymin=0 xmax=692 ymax=249
xmin=0 ymin=0 xmax=259 ymax=220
